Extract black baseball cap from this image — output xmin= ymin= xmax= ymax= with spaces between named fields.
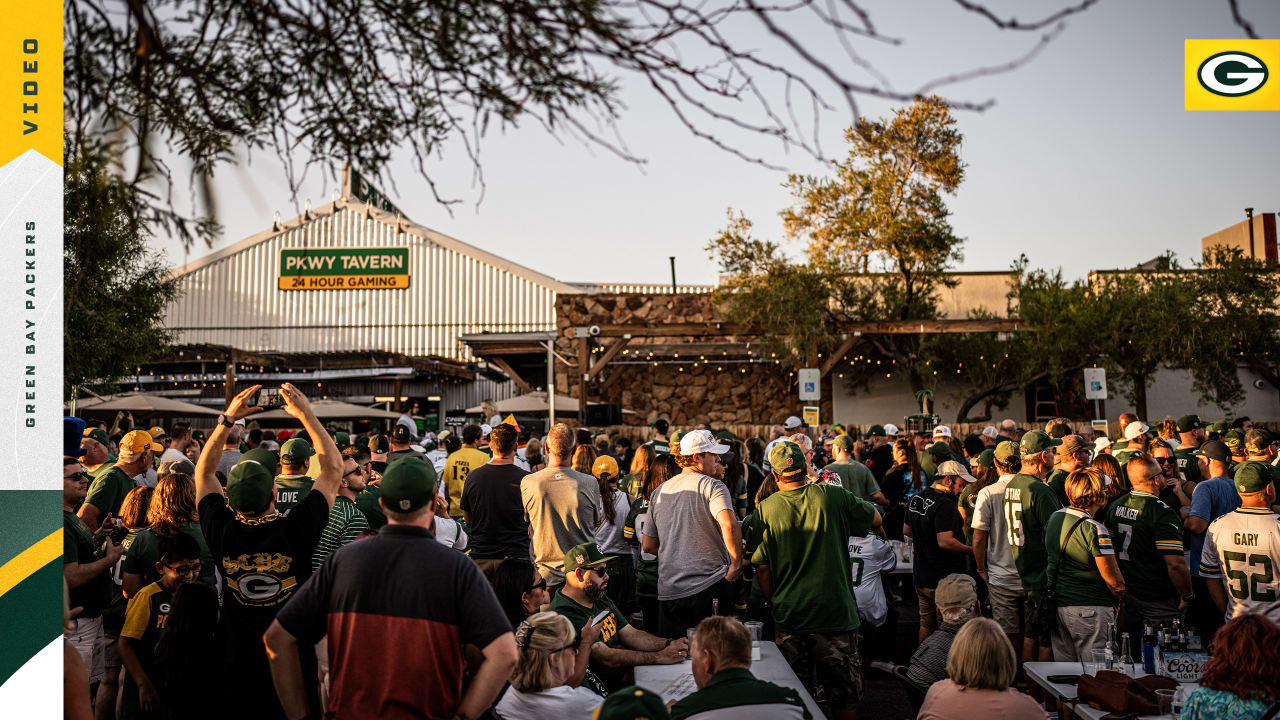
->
xmin=369 ymin=434 xmax=391 ymax=454
xmin=1195 ymin=440 xmax=1231 ymax=462
xmin=391 ymin=424 xmax=413 ymax=443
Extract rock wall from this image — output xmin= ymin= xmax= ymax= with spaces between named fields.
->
xmin=555 ymin=294 xmax=833 ymax=427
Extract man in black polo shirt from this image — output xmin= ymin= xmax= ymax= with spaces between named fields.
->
xmin=670 ymin=616 xmax=809 ymax=720
xmin=195 ymin=383 xmax=340 ymax=720
xmin=460 ymin=423 xmax=529 ymax=574
xmin=266 ymin=456 xmax=518 ymax=720
xmin=906 ymin=460 xmax=973 ymax=644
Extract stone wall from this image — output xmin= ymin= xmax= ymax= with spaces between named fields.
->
xmin=555 ymin=293 xmax=833 ymax=427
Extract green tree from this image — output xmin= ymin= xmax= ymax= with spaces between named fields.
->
xmin=64 ymin=141 xmax=179 ymax=397
xmin=711 ymin=96 xmax=966 ymax=391
xmin=1188 ymin=245 xmax=1280 ymax=409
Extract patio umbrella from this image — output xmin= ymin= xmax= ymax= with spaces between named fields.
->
xmin=69 ymin=392 xmax=222 ymax=418
xmin=465 ymin=391 xmax=580 ymax=415
xmin=251 ymin=398 xmax=405 ymax=421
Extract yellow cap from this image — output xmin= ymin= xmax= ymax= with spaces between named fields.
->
xmin=592 ymin=454 xmax=621 ymax=481
xmin=120 ymin=429 xmax=163 ymax=456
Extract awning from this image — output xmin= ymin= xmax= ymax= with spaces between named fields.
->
xmin=250 ymin=398 xmax=406 ymax=421
xmin=68 ymin=392 xmax=222 ymax=417
xmin=466 ymin=391 xmax=579 ymax=415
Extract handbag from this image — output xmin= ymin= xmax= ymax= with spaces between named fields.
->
xmin=1029 ymin=515 xmax=1087 ymax=638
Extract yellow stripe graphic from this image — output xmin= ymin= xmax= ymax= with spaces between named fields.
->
xmin=0 ymin=530 xmax=60 ymax=599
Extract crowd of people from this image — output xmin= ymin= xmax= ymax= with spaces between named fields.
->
xmin=63 ymin=389 xmax=1280 ymax=719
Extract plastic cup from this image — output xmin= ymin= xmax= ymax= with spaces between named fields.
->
xmin=1156 ymin=688 xmax=1175 ymax=718
xmin=1090 ymin=649 xmax=1109 ymax=674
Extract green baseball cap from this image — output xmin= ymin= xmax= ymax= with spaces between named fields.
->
xmin=866 ymin=424 xmax=887 ymax=438
xmin=668 ymin=429 xmax=685 ymax=447
xmin=1176 ymin=414 xmax=1208 ymax=432
xmin=1224 ymin=429 xmax=1247 ymax=451
xmin=1233 ymin=461 xmax=1272 ymax=494
xmin=380 ymin=456 xmax=438 ymax=513
xmin=993 ymin=440 xmax=1020 ymax=465
xmin=82 ymin=427 xmax=109 ymax=447
xmin=714 ymin=429 xmax=737 ymax=443
xmin=335 ymin=431 xmax=351 ymax=450
xmin=1020 ymin=429 xmax=1062 ymax=455
xmin=226 ymin=460 xmax=274 ymax=513
xmin=241 ymin=447 xmax=279 ymax=476
xmin=594 ymin=685 xmax=671 ymax=720
xmin=192 ymin=429 xmax=207 ymax=442
xmin=564 ymin=542 xmax=615 ymax=573
xmin=768 ymin=441 xmax=807 ymax=477
xmin=280 ymin=437 xmax=314 ymax=463
xmin=1206 ymin=421 xmax=1229 ymax=439
xmin=975 ymin=449 xmax=996 ymax=468
xmin=832 ymin=435 xmax=855 ymax=453
xmin=927 ymin=441 xmax=951 ymax=458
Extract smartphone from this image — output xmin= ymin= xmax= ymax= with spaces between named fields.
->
xmin=254 ymin=388 xmax=286 ymax=409
xmin=591 ymin=610 xmax=610 ymax=626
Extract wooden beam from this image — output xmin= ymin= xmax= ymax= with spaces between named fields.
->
xmin=392 ymin=379 xmax=403 ymax=413
xmin=587 ymin=336 xmax=631 ymax=380
xmin=821 ymin=335 xmax=860 ymax=378
xmin=577 ymin=337 xmax=589 ymax=425
xmin=574 ymin=319 xmax=1027 ymax=338
xmin=224 ymin=349 xmax=236 ymax=407
xmin=489 ymin=356 xmax=533 ymax=394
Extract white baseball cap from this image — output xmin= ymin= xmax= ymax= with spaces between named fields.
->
xmin=1123 ymin=421 xmax=1149 ymax=441
xmin=933 ymin=425 xmax=952 ymax=439
xmin=883 ymin=423 xmax=901 ymax=437
xmin=981 ymin=425 xmax=998 ymax=439
xmin=1094 ymin=436 xmax=1113 ymax=454
xmin=783 ymin=416 xmax=802 ymax=430
xmin=480 ymin=423 xmax=492 ymax=436
xmin=935 ymin=459 xmax=978 ymax=483
xmin=680 ymin=429 xmax=730 ymax=455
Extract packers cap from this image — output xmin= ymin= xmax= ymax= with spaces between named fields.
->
xmin=832 ymin=435 xmax=855 ymax=452
xmin=927 ymin=441 xmax=951 ymax=460
xmin=866 ymin=424 xmax=887 ymax=438
xmin=226 ymin=460 xmax=274 ymax=513
xmin=592 ymin=454 xmax=621 ymax=481
xmin=1244 ymin=428 xmax=1272 ymax=454
xmin=1223 ymin=428 xmax=1246 ymax=450
xmin=1206 ymin=420 xmax=1229 ymax=437
xmin=1176 ymin=414 xmax=1208 ymax=432
xmin=975 ymin=448 xmax=996 ymax=468
xmin=241 ymin=447 xmax=279 ymax=476
xmin=1233 ymin=461 xmax=1272 ymax=494
xmin=1195 ymin=440 xmax=1231 ymax=462
xmin=149 ymin=426 xmax=167 ymax=440
xmin=119 ymin=429 xmax=164 ymax=456
xmin=668 ymin=429 xmax=685 ymax=447
xmin=82 ymin=427 xmax=109 ymax=448
xmin=1020 ymin=429 xmax=1062 ymax=455
xmin=993 ymin=440 xmax=1020 ymax=465
xmin=379 ymin=456 xmax=437 ymax=513
xmin=335 ymin=431 xmax=351 ymax=450
xmin=768 ymin=441 xmax=807 ymax=477
xmin=564 ymin=542 xmax=615 ymax=573
xmin=369 ymin=434 xmax=391 ymax=454
xmin=593 ymin=685 xmax=671 ymax=720
xmin=280 ymin=437 xmax=314 ymax=463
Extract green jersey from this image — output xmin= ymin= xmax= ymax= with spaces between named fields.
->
xmin=822 ymin=460 xmax=881 ymax=503
xmin=1045 ymin=508 xmax=1116 ymax=607
xmin=83 ymin=466 xmax=136 ymax=518
xmin=64 ymin=510 xmax=109 ymax=619
xmin=669 ymin=667 xmax=808 ymax=720
xmin=1046 ymin=469 xmax=1070 ymax=508
xmin=622 ymin=498 xmax=657 ymax=598
xmin=274 ymin=474 xmax=314 ymax=514
xmin=548 ymin=591 xmax=629 ymax=693
xmin=1103 ymin=491 xmax=1184 ymax=603
xmin=957 ymin=481 xmax=980 ymax=545
xmin=312 ymin=496 xmax=370 ymax=571
xmin=122 ymin=523 xmax=218 ymax=588
xmin=119 ymin=582 xmax=174 ymax=720
xmin=1174 ymin=447 xmax=1204 ymax=485
xmin=751 ymin=483 xmax=876 ymax=634
xmin=354 ymin=485 xmax=386 ymax=531
xmin=1002 ymin=473 xmax=1063 ymax=591
xmin=741 ymin=512 xmax=768 ymax=620
xmin=647 ymin=440 xmax=670 ymax=455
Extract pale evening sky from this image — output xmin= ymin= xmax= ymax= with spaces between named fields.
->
xmin=150 ymin=0 xmax=1280 ymax=287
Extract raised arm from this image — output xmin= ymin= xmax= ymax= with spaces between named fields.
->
xmin=279 ymin=383 xmax=342 ymax=509
xmin=196 ymin=385 xmax=263 ymax=504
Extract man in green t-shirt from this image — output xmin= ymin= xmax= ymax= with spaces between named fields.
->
xmin=80 ymin=429 xmax=162 ymax=531
xmin=549 ymin=542 xmax=685 ymax=692
xmin=1174 ymin=414 xmax=1207 ymax=486
xmin=1046 ymin=435 xmax=1092 ymax=507
xmin=823 ymin=436 xmax=888 ymax=507
xmin=1113 ymin=421 xmax=1149 ymax=468
xmin=753 ymin=441 xmax=879 ymax=716
xmin=274 ymin=437 xmax=316 ymax=514
xmin=1001 ymin=432 xmax=1063 ymax=663
xmin=80 ymin=427 xmax=116 ymax=480
xmin=65 ymin=457 xmax=125 ymax=687
xmin=647 ymin=418 xmax=671 ymax=455
xmin=1104 ymin=455 xmax=1193 ymax=655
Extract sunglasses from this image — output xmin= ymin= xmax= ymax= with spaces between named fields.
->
xmin=1154 ymin=457 xmax=1174 ymax=465
xmin=64 ymin=471 xmax=89 ymax=482
xmin=164 ymin=563 xmax=202 ymax=576
xmin=343 ymin=467 xmax=364 ymax=479
xmin=527 ymin=578 xmax=548 ymax=593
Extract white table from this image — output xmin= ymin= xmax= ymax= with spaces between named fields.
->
xmin=635 ymin=641 xmax=823 ymax=719
xmin=1025 ymin=661 xmax=1198 ymax=720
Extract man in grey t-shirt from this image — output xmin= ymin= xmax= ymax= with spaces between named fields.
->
xmin=970 ymin=442 xmax=1027 ymax=653
xmin=642 ymin=429 xmax=744 ymax=639
xmin=216 ymin=424 xmax=245 ymax=477
xmin=522 ymin=423 xmax=602 ymax=589
xmin=823 ymin=436 xmax=889 ymax=507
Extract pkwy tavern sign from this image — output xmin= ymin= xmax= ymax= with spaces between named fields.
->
xmin=278 ymin=247 xmax=411 ymax=290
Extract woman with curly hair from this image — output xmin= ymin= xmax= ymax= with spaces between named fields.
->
xmin=1181 ymin=614 xmax=1280 ymax=719
xmin=121 ymin=473 xmax=217 ymax=596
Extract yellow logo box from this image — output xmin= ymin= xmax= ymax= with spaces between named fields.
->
xmin=1185 ymin=39 xmax=1280 ymax=111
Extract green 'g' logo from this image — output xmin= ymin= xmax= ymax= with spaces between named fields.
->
xmin=1197 ymin=51 xmax=1269 ymax=97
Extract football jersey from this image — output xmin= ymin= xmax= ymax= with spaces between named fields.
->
xmin=1103 ymin=491 xmax=1184 ymax=603
xmin=848 ymin=534 xmax=897 ymax=627
xmin=1002 ymin=474 xmax=1063 ymax=591
xmin=1199 ymin=507 xmax=1280 ymax=624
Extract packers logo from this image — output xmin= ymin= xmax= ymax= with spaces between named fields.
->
xmin=1198 ymin=51 xmax=1268 ymax=96
xmin=159 ymin=603 xmax=171 ymax=613
xmin=399 ymin=499 xmax=410 ymax=510
xmin=235 ymin=572 xmax=290 ymax=602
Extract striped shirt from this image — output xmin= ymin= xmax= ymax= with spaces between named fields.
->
xmin=312 ymin=496 xmax=370 ymax=572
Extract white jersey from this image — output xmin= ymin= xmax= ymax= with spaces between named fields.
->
xmin=848 ymin=534 xmax=897 ymax=627
xmin=1199 ymin=507 xmax=1280 ymax=624
xmin=972 ymin=475 xmax=1019 ymax=589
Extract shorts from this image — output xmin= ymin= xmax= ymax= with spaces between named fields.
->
xmin=1025 ymin=590 xmax=1053 ymax=647
xmin=987 ymin=583 xmax=1029 ymax=636
xmin=1053 ymin=605 xmax=1115 ymax=663
xmin=67 ymin=616 xmax=105 ymax=684
xmin=102 ymin=632 xmax=121 ymax=673
xmin=776 ymin=629 xmax=862 ymax=710
xmin=917 ymin=586 xmax=938 ymax=632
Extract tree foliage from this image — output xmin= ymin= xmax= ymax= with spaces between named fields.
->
xmin=64 ymin=141 xmax=179 ymax=396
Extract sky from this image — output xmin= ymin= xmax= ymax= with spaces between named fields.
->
xmin=150 ymin=0 xmax=1280 ymax=287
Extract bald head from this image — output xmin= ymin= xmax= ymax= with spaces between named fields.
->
xmin=1127 ymin=455 xmax=1160 ymax=492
